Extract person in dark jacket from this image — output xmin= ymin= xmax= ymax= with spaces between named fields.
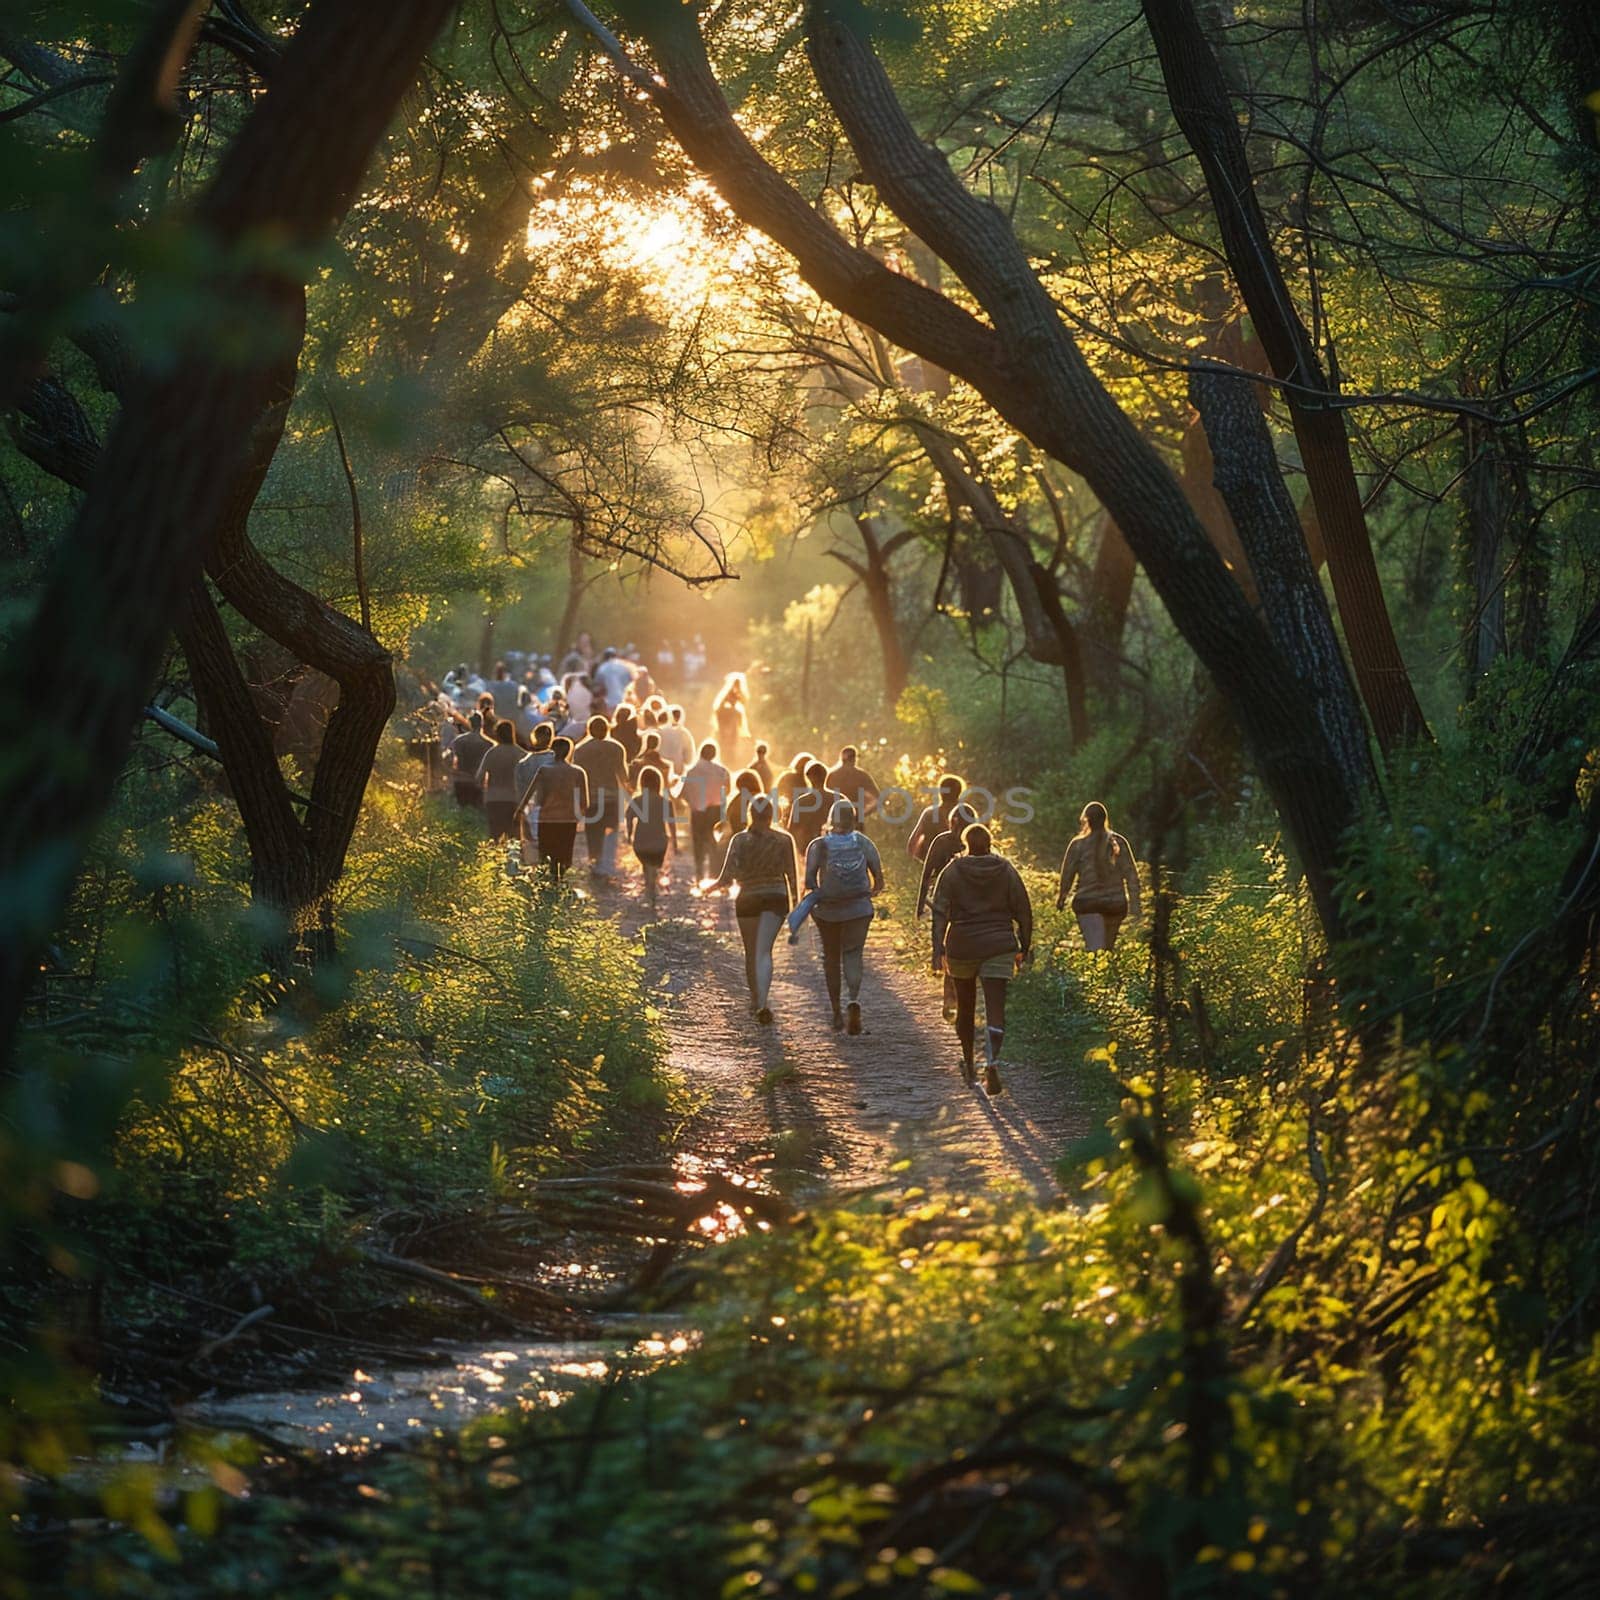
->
xmin=908 ymin=773 xmax=965 ymax=861
xmin=915 ymin=803 xmax=977 ymax=1022
xmin=930 ymin=823 xmax=1032 ymax=1095
xmin=449 ymin=711 xmax=492 ymax=810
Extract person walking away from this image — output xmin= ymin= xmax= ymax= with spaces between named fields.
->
xmin=787 ymin=760 xmax=842 ymax=858
xmin=562 ymin=672 xmax=593 ymax=725
xmin=909 ymin=774 xmax=965 ymax=860
xmin=775 ymin=750 xmax=812 ymax=813
xmin=658 ymin=704 xmax=695 ymax=775
xmin=611 ymin=704 xmax=642 ymax=763
xmin=1056 ymin=801 xmax=1141 ymax=950
xmin=751 ymin=741 xmax=775 ymax=794
xmin=630 ymin=729 xmax=673 ymax=788
xmin=479 ymin=720 xmax=525 ymax=842
xmin=450 ymin=711 xmax=492 ymax=810
xmin=678 ymin=740 xmax=732 ymax=883
xmin=573 ymin=715 xmax=632 ymax=880
xmin=626 ymin=766 xmax=679 ymax=917
xmin=486 ymin=661 xmax=520 ymax=719
xmin=720 ymin=767 xmax=765 ymax=856
xmin=529 ymin=737 xmax=588 ymax=883
xmin=805 ymin=799 xmax=884 ymax=1034
xmin=713 ymin=671 xmax=751 ymax=767
xmin=916 ymin=802 xmax=978 ymax=1021
xmin=707 ymin=795 xmax=797 ymax=1025
xmin=593 ymin=645 xmax=636 ymax=709
xmin=515 ymin=722 xmax=556 ymax=866
xmin=826 ymin=745 xmax=881 ymax=820
xmin=931 ymin=823 xmax=1032 ymax=1094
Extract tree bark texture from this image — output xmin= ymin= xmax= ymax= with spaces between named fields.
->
xmin=1141 ymin=0 xmax=1428 ymax=749
xmin=0 ymin=0 xmax=453 ymax=1065
xmin=606 ymin=2 xmax=1360 ymax=931
xmin=1460 ymin=414 xmax=1508 ymax=684
xmin=1189 ymin=369 xmax=1375 ymax=795
xmin=835 ymin=513 xmax=912 ymax=708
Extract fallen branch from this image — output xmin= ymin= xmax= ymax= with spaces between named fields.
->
xmin=189 ymin=1302 xmax=275 ymax=1367
xmin=355 ymin=1245 xmax=535 ymax=1331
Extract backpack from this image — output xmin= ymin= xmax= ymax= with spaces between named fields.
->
xmin=818 ymin=832 xmax=870 ymax=901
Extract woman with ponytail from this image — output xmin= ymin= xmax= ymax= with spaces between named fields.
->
xmin=1056 ymin=802 xmax=1141 ymax=951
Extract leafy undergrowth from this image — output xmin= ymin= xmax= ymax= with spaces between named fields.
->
xmin=53 ymin=815 xmax=1600 ymax=1598
xmin=66 ymin=1056 xmax=1600 ymax=1598
xmin=2 ymin=777 xmax=680 ymax=1505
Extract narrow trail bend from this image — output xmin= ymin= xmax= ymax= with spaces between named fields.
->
xmin=619 ymin=874 xmax=1090 ymax=1204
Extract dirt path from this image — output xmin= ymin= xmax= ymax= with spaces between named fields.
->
xmin=610 ymin=869 xmax=1089 ymax=1203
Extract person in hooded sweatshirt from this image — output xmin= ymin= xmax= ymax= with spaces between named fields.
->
xmin=1055 ymin=800 xmax=1141 ymax=951
xmin=915 ymin=802 xmax=978 ymax=1022
xmin=930 ymin=823 xmax=1032 ymax=1096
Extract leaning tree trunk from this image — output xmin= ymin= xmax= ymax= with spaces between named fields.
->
xmin=1141 ymin=0 xmax=1427 ymax=750
xmin=1189 ymin=369 xmax=1375 ymax=794
xmin=592 ymin=0 xmax=1365 ymax=935
xmin=178 ymin=583 xmax=323 ymax=961
xmin=0 ymin=0 xmax=455 ymax=1071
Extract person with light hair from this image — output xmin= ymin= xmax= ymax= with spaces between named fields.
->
xmin=713 ymin=670 xmax=751 ymax=767
xmin=1055 ymin=801 xmax=1141 ymax=950
xmin=706 ymin=794 xmax=798 ymax=1026
xmin=803 ymin=798 xmax=884 ymax=1035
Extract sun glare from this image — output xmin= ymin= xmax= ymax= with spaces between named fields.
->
xmin=525 ymin=176 xmax=795 ymax=319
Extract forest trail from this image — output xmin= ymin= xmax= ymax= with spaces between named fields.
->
xmin=616 ymin=871 xmax=1089 ymax=1203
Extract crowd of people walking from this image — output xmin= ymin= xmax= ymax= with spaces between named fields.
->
xmin=420 ymin=643 xmax=1141 ymax=1097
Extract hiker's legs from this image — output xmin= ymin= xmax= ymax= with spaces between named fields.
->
xmin=690 ymin=808 xmax=717 ymax=879
xmin=1102 ymin=910 xmax=1126 ymax=948
xmin=1076 ymin=912 xmax=1109 ymax=951
xmin=839 ymin=915 xmax=869 ymax=1002
xmin=638 ymin=851 xmax=662 ymax=914
xmin=584 ymin=814 xmax=607 ymax=870
xmin=980 ymin=977 xmax=1009 ymax=1063
xmin=941 ymin=972 xmax=957 ymax=1021
xmin=736 ymin=914 xmax=760 ymax=1006
xmin=754 ymin=912 xmax=782 ymax=1010
xmin=953 ymin=976 xmax=978 ymax=1066
xmin=539 ymin=822 xmax=576 ymax=883
xmin=818 ymin=920 xmax=844 ymax=1016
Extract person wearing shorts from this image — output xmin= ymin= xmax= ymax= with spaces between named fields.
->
xmin=706 ymin=795 xmax=797 ymax=1026
xmin=804 ymin=799 xmax=884 ymax=1035
xmin=528 ymin=737 xmax=587 ymax=884
xmin=1055 ymin=801 xmax=1141 ymax=950
xmin=626 ymin=766 xmax=679 ymax=918
xmin=930 ymin=823 xmax=1033 ymax=1095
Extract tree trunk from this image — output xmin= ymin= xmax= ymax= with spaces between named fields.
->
xmin=177 ymin=583 xmax=322 ymax=962
xmin=1140 ymin=0 xmax=1428 ymax=749
xmin=596 ymin=1 xmax=1365 ymax=934
xmin=1460 ymin=413 xmax=1507 ymax=686
xmin=556 ymin=540 xmax=589 ymax=659
xmin=1190 ymin=370 xmax=1375 ymax=794
xmin=0 ymin=0 xmax=453 ymax=1068
xmin=851 ymin=514 xmax=910 ymax=708
xmin=1082 ymin=511 xmax=1137 ymax=698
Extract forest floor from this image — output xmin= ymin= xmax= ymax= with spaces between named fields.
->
xmin=625 ymin=869 xmax=1088 ymax=1203
xmin=180 ymin=857 xmax=1092 ymax=1451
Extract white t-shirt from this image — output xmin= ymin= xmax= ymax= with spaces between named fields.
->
xmin=658 ymin=724 xmax=695 ymax=771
